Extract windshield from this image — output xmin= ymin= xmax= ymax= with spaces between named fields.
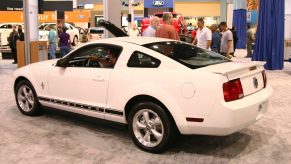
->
xmin=143 ymin=42 xmax=230 ymax=69
xmin=39 ymin=24 xmax=56 ymax=30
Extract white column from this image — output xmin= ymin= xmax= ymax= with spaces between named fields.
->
xmin=220 ymin=0 xmax=227 ymax=22
xmin=23 ymin=0 xmax=39 ymax=65
xmin=128 ymin=0 xmax=134 ymax=28
xmin=227 ymin=3 xmax=233 ymax=28
xmin=103 ymin=0 xmax=121 ymax=38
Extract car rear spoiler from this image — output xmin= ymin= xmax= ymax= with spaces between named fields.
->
xmin=97 ymin=19 xmax=128 ymax=37
xmin=206 ymin=61 xmax=266 ymax=76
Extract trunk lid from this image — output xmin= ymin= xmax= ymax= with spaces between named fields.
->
xmin=205 ymin=61 xmax=266 ymax=97
xmin=97 ymin=19 xmax=128 ymax=37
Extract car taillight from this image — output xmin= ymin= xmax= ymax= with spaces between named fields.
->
xmin=262 ymin=70 xmax=267 ymax=88
xmin=223 ymin=79 xmax=244 ymax=102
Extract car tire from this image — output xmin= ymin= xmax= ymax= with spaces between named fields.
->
xmin=72 ymin=36 xmax=78 ymax=46
xmin=128 ymin=102 xmax=176 ymax=153
xmin=15 ymin=80 xmax=41 ymax=116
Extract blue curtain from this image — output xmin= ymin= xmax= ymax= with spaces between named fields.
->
xmin=252 ymin=0 xmax=285 ymax=70
xmin=233 ymin=9 xmax=247 ymax=49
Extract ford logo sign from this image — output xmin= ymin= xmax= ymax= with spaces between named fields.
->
xmin=153 ymin=1 xmax=164 ymax=7
xmin=253 ymin=77 xmax=258 ymax=89
xmin=78 ymin=15 xmax=86 ymax=19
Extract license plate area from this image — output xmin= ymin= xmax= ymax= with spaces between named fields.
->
xmin=240 ymin=72 xmax=264 ymax=96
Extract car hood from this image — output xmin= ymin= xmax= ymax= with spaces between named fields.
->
xmin=27 ymin=59 xmax=58 ymax=68
xmin=97 ymin=19 xmax=128 ymax=37
xmin=15 ymin=59 xmax=58 ymax=76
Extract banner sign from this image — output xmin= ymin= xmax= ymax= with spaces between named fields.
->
xmin=144 ymin=0 xmax=174 ymax=8
xmin=0 ymin=0 xmax=73 ymax=11
xmin=0 ymin=11 xmax=90 ymax=23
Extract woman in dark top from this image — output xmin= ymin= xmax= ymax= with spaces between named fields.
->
xmin=231 ymin=26 xmax=238 ymax=54
xmin=59 ymin=27 xmax=71 ymax=57
xmin=17 ymin=25 xmax=24 ymax=41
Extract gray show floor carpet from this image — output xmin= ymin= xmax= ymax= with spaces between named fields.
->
xmin=1 ymin=56 xmax=291 ymax=164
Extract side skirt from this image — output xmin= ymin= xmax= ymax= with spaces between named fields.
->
xmin=38 ymin=96 xmax=125 ymax=123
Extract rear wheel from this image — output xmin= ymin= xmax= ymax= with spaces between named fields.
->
xmin=128 ymin=102 xmax=176 ymax=153
xmin=15 ymin=80 xmax=41 ymax=116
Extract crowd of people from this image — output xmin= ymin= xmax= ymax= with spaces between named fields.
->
xmin=9 ymin=13 xmax=255 ymax=63
xmin=47 ymin=25 xmax=71 ymax=59
xmin=7 ymin=24 xmax=71 ymax=63
xmin=131 ymin=13 xmax=254 ymax=59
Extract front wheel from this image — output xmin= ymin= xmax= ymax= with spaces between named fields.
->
xmin=128 ymin=102 xmax=176 ymax=153
xmin=15 ymin=80 xmax=41 ymax=116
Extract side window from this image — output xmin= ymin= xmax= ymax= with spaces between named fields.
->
xmin=67 ymin=44 xmax=122 ymax=68
xmin=7 ymin=25 xmax=12 ymax=29
xmin=127 ymin=51 xmax=161 ymax=68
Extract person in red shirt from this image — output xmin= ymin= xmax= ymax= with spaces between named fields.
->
xmin=155 ymin=13 xmax=180 ymax=41
xmin=191 ymin=29 xmax=197 ymax=42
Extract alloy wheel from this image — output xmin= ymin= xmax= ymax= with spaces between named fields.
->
xmin=132 ymin=109 xmax=164 ymax=148
xmin=17 ymin=85 xmax=35 ymax=112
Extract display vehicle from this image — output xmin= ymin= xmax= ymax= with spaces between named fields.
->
xmin=38 ymin=23 xmax=80 ymax=46
xmin=13 ymin=20 xmax=273 ymax=153
xmin=87 ymin=27 xmax=105 ymax=42
xmin=0 ymin=23 xmax=23 ymax=46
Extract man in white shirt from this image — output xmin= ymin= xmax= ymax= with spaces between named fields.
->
xmin=142 ymin=16 xmax=160 ymax=37
xmin=219 ymin=21 xmax=233 ymax=58
xmin=192 ymin=18 xmax=212 ymax=49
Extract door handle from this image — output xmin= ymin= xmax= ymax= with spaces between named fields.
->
xmin=92 ymin=76 xmax=104 ymax=82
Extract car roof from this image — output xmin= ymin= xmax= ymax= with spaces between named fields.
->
xmin=89 ymin=37 xmax=177 ymax=45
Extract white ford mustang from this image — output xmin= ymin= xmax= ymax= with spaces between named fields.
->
xmin=13 ymin=22 xmax=273 ymax=153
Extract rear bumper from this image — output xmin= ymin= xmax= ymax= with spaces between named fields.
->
xmin=176 ymin=86 xmax=273 ymax=135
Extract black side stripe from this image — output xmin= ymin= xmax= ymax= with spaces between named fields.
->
xmin=38 ymin=96 xmax=122 ymax=116
xmin=38 ymin=97 xmax=50 ymax=102
xmin=105 ymin=109 xmax=123 ymax=116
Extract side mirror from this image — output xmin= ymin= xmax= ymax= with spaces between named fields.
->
xmin=56 ymin=58 xmax=68 ymax=67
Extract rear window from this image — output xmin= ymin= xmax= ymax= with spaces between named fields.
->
xmin=89 ymin=29 xmax=104 ymax=34
xmin=143 ymin=41 xmax=230 ymax=69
